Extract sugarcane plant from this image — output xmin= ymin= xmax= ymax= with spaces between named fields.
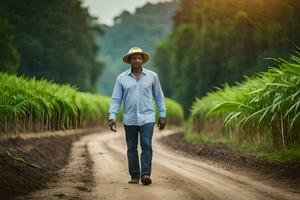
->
xmin=189 ymin=51 xmax=300 ymax=150
xmin=0 ymin=72 xmax=184 ymax=134
xmin=0 ymin=73 xmax=108 ymax=133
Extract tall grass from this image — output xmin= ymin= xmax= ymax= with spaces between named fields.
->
xmin=0 ymin=72 xmax=184 ymax=134
xmin=189 ymin=51 xmax=300 ymax=150
xmin=0 ymin=72 xmax=109 ymax=133
xmin=158 ymin=98 xmax=184 ymax=125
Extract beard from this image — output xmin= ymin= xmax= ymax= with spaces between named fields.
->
xmin=132 ymin=64 xmax=141 ymax=68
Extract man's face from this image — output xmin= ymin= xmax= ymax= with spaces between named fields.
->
xmin=129 ymin=54 xmax=144 ymax=68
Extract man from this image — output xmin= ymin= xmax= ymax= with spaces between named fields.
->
xmin=108 ymin=47 xmax=167 ymax=186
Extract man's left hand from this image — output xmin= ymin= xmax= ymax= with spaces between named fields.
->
xmin=158 ymin=117 xmax=166 ymax=130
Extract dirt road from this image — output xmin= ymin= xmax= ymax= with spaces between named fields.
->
xmin=16 ymin=126 xmax=300 ymax=200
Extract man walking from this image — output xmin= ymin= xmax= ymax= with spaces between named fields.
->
xmin=108 ymin=47 xmax=167 ymax=185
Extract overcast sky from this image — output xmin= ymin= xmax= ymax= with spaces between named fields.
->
xmin=83 ymin=0 xmax=172 ymax=26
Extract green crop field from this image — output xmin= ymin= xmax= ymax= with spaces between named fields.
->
xmin=188 ymin=51 xmax=300 ymax=153
xmin=0 ymin=72 xmax=184 ymax=134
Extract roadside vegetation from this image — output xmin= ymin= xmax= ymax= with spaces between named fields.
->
xmin=186 ymin=51 xmax=300 ymax=162
xmin=0 ymin=72 xmax=184 ymax=134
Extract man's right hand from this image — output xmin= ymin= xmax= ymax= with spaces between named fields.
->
xmin=108 ymin=119 xmax=117 ymax=132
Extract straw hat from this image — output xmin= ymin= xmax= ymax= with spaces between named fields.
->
xmin=122 ymin=47 xmax=149 ymax=64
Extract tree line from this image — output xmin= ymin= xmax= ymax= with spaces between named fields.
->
xmin=154 ymin=0 xmax=300 ymax=117
xmin=0 ymin=0 xmax=104 ymax=91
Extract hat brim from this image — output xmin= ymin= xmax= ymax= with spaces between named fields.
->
xmin=122 ymin=52 xmax=149 ymax=64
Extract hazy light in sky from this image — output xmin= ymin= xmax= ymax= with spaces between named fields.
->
xmin=83 ymin=0 xmax=171 ymax=26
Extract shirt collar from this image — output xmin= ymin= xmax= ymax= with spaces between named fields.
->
xmin=127 ymin=67 xmax=147 ymax=76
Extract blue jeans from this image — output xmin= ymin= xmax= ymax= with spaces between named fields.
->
xmin=123 ymin=122 xmax=155 ymax=179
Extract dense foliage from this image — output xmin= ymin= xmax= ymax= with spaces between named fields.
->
xmin=154 ymin=0 xmax=300 ymax=116
xmin=0 ymin=17 xmax=20 ymax=73
xmin=0 ymin=0 xmax=104 ymax=91
xmin=0 ymin=72 xmax=109 ymax=133
xmin=189 ymin=52 xmax=300 ymax=150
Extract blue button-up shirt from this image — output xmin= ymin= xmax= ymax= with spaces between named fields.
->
xmin=108 ymin=67 xmax=166 ymax=126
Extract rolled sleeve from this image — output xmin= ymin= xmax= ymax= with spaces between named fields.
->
xmin=152 ymin=74 xmax=166 ymax=118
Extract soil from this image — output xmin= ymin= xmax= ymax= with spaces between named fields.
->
xmin=159 ymin=131 xmax=300 ymax=190
xmin=0 ymin=126 xmax=104 ymax=200
xmin=2 ymin=126 xmax=300 ymax=200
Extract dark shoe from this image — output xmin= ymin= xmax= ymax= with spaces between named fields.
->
xmin=141 ymin=175 xmax=152 ymax=185
xmin=128 ymin=178 xmax=139 ymax=184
